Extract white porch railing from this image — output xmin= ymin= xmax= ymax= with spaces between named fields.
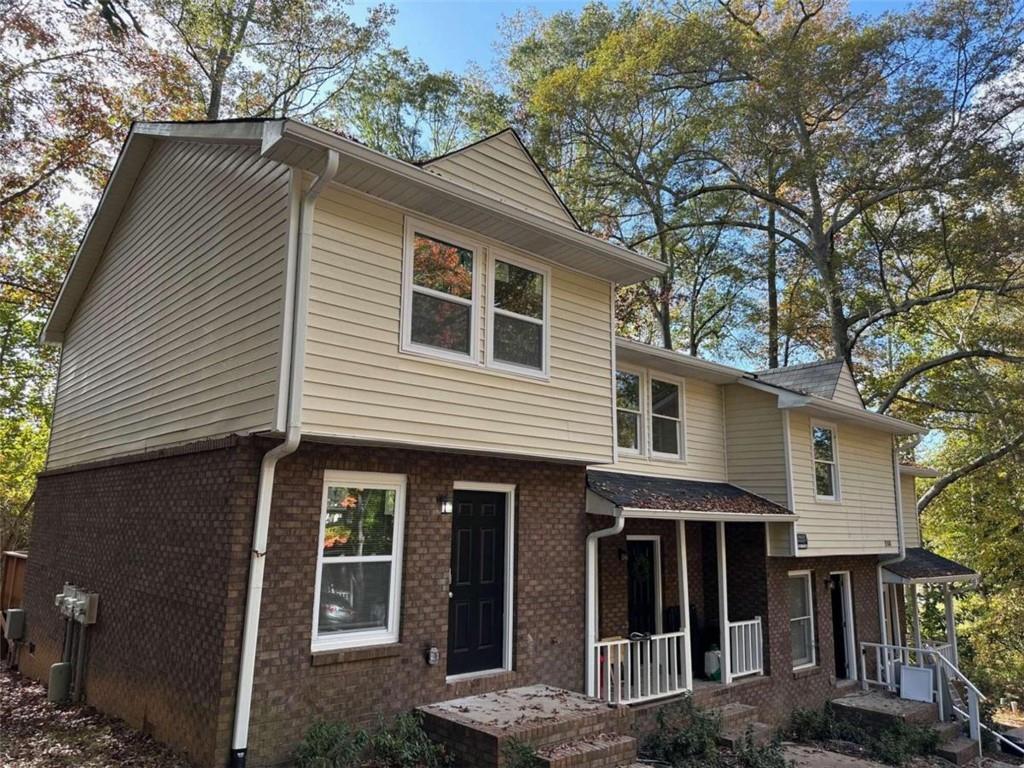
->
xmin=594 ymin=630 xmax=689 ymax=705
xmin=728 ymin=617 xmax=764 ymax=678
xmin=922 ymin=639 xmax=954 ymax=667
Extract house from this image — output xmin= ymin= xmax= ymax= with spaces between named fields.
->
xmin=17 ymin=119 xmax=979 ymax=768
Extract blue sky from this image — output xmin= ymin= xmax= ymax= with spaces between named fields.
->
xmin=352 ymin=0 xmax=914 ymax=75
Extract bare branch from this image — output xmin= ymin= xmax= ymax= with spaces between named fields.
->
xmin=876 ymin=350 xmax=1024 ymax=413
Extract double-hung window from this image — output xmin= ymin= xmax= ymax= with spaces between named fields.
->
xmin=650 ymin=378 xmax=683 ymax=458
xmin=788 ymin=571 xmax=816 ymax=669
xmin=312 ymin=472 xmax=407 ymax=651
xmin=812 ymin=423 xmax=838 ymax=500
xmin=489 ymin=255 xmax=548 ymax=374
xmin=403 ymin=223 xmax=478 ymax=361
xmin=616 ymin=370 xmax=642 ymax=452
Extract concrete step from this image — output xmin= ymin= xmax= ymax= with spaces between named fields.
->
xmin=536 ymin=733 xmax=637 ymax=768
xmin=707 ymin=702 xmax=760 ymax=729
xmin=718 ymin=721 xmax=774 ymax=749
xmin=832 ymin=691 xmax=938 ymax=729
xmin=930 ymin=720 xmax=965 ymax=743
xmin=936 ymin=736 xmax=980 ymax=766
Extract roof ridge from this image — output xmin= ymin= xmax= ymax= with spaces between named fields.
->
xmin=755 ymin=358 xmax=845 ymax=375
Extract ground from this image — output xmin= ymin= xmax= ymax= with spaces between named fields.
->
xmin=0 ymin=668 xmax=190 ymax=768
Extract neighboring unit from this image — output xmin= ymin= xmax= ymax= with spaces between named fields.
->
xmin=15 ymin=119 xmax=978 ymax=768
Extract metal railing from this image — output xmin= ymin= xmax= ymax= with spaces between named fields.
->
xmin=728 ymin=617 xmax=764 ymax=678
xmin=594 ymin=630 xmax=689 ymax=705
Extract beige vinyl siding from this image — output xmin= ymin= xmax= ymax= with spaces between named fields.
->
xmin=47 ymin=140 xmax=290 ymax=469
xmin=788 ymin=411 xmax=898 ymax=555
xmin=832 ymin=365 xmax=864 ymax=408
xmin=767 ymin=521 xmax=796 ymax=556
xmin=302 ymin=184 xmax=614 ymax=463
xmin=900 ymin=476 xmax=922 ymax=548
xmin=608 ymin=376 xmax=727 ymax=481
xmin=723 ymin=385 xmax=788 ymax=507
xmin=424 ymin=132 xmax=577 ymax=228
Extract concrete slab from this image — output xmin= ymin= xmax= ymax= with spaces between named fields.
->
xmin=783 ymin=743 xmax=898 ymax=768
xmin=832 ymin=691 xmax=938 ymax=726
xmin=420 ymin=684 xmax=611 ymax=734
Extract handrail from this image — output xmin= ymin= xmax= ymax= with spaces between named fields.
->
xmin=952 ymin=705 xmax=1024 ymax=759
xmin=930 ymin=652 xmax=986 ymax=700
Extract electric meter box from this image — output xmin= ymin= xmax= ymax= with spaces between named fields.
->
xmin=4 ymin=608 xmax=25 ymax=640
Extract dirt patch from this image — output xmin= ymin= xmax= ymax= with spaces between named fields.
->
xmin=0 ymin=668 xmax=192 ymax=768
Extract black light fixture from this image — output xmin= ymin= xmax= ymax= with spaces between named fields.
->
xmin=437 ymin=494 xmax=453 ymax=515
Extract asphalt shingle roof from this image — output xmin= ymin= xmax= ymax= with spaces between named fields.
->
xmin=884 ymin=547 xmax=978 ymax=582
xmin=754 ymin=359 xmax=846 ymax=399
xmin=587 ymin=470 xmax=793 ymax=516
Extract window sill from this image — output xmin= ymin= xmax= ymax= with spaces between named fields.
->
xmin=792 ymin=665 xmax=824 ymax=680
xmin=311 ymin=643 xmax=403 ymax=667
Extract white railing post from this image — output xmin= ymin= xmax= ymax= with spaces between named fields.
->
xmin=716 ymin=521 xmax=731 ymax=685
xmin=967 ymin=687 xmax=981 ymax=743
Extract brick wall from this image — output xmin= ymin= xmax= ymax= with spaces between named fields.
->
xmin=20 ymin=437 xmax=262 ymax=767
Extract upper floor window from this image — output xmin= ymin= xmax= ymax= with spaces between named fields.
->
xmin=313 ymin=471 xmax=407 ymax=651
xmin=489 ymin=256 xmax=548 ymax=375
xmin=616 ymin=370 xmax=642 ymax=452
xmin=812 ymin=423 xmax=838 ymax=500
xmin=650 ymin=378 xmax=683 ymax=458
xmin=402 ymin=222 xmax=479 ymax=362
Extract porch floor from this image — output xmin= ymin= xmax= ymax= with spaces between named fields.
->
xmin=420 ymin=684 xmax=612 ymax=734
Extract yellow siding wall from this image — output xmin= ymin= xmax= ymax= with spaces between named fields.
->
xmin=47 ymin=140 xmax=290 ymax=468
xmin=832 ymin=365 xmax=864 ymax=408
xmin=302 ymin=184 xmax=615 ymax=463
xmin=607 ymin=376 xmax=727 ymax=481
xmin=788 ymin=411 xmax=898 ymax=555
xmin=723 ymin=385 xmax=789 ymax=507
xmin=900 ymin=476 xmax=922 ymax=548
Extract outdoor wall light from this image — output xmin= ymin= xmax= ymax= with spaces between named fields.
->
xmin=437 ymin=495 xmax=453 ymax=515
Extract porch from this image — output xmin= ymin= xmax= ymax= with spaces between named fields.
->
xmin=585 ymin=471 xmax=793 ymax=707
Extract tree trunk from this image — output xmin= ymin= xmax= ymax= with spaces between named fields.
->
xmin=766 ymin=203 xmax=779 ymax=368
xmin=659 ymin=278 xmax=673 ymax=350
xmin=206 ymin=77 xmax=223 ymax=120
xmin=811 ymin=234 xmax=851 ymax=360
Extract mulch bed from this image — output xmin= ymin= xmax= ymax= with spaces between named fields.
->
xmin=0 ymin=667 xmax=192 ymax=767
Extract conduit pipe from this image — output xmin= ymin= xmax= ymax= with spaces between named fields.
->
xmin=585 ymin=509 xmax=624 ymax=697
xmin=230 ymin=149 xmax=339 ymax=768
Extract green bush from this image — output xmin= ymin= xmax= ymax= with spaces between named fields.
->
xmin=642 ymin=695 xmax=723 ymax=766
xmin=786 ymin=708 xmax=834 ymax=742
xmin=501 ymin=738 xmax=543 ymax=768
xmin=785 ymin=703 xmax=938 ymax=766
xmin=864 ymin=721 xmax=939 ymax=766
xmin=734 ymin=733 xmax=788 ymax=768
xmin=295 ymin=712 xmax=449 ymax=768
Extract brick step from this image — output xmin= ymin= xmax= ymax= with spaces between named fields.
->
xmin=536 ymin=733 xmax=637 ymax=768
xmin=930 ymin=720 xmax=965 ymax=743
xmin=832 ymin=692 xmax=939 ymax=730
xmin=718 ymin=721 xmax=774 ymax=749
xmin=936 ymin=736 xmax=980 ymax=766
xmin=707 ymin=702 xmax=760 ymax=729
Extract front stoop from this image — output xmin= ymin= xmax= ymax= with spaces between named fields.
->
xmin=418 ymin=685 xmax=637 ymax=768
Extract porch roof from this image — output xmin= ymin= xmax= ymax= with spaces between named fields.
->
xmin=882 ymin=547 xmax=978 ymax=584
xmin=586 ymin=470 xmax=795 ymax=521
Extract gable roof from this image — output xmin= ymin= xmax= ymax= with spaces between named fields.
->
xmin=882 ymin=547 xmax=978 ymax=584
xmin=420 ymin=129 xmax=581 ymax=230
xmin=755 ymin=359 xmax=846 ymax=398
xmin=42 ymin=119 xmax=664 ymax=343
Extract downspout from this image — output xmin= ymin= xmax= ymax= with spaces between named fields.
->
xmin=585 ymin=509 xmax=624 ymax=697
xmin=230 ymin=150 xmax=339 ymax=768
xmin=875 ymin=440 xmax=907 ymax=682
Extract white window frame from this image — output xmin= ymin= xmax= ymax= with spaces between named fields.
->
xmin=788 ymin=569 xmax=816 ymax=670
xmin=811 ymin=421 xmax=840 ymax=502
xmin=311 ymin=471 xmax=407 ymax=652
xmin=401 ymin=217 xmax=482 ymax=364
xmin=649 ymin=374 xmax=686 ymax=461
xmin=614 ymin=366 xmax=644 ymax=455
xmin=486 ymin=250 xmax=551 ymax=378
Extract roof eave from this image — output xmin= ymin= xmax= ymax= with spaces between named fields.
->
xmin=614 ymin=338 xmax=747 ymax=384
xmin=899 ymin=465 xmax=940 ymax=478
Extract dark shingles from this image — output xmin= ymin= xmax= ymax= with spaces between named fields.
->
xmin=586 ymin=470 xmax=793 ymax=515
xmin=754 ymin=359 xmax=846 ymax=399
xmin=884 ymin=547 xmax=978 ymax=581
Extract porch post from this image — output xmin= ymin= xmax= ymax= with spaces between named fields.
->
xmin=677 ymin=520 xmax=692 ymax=690
xmin=717 ymin=521 xmax=732 ymax=685
xmin=909 ymin=583 xmax=922 ymax=666
xmin=944 ymin=584 xmax=959 ymax=667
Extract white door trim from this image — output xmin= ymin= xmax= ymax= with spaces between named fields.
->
xmin=447 ymin=481 xmax=516 ymax=681
xmin=830 ymin=570 xmax=856 ymax=680
xmin=626 ymin=534 xmax=663 ymax=634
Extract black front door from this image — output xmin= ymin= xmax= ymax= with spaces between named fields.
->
xmin=830 ymin=574 xmax=850 ymax=678
xmin=447 ymin=490 xmax=506 ymax=676
xmin=627 ymin=539 xmax=657 ymax=635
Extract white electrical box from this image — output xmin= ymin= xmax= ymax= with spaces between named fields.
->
xmin=53 ymin=584 xmax=99 ymax=625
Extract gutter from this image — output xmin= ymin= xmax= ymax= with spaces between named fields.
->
xmin=584 ymin=510 xmax=624 ymax=697
xmin=230 ymin=149 xmax=339 ymax=768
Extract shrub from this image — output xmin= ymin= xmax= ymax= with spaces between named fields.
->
xmin=864 ymin=721 xmax=939 ymax=766
xmin=642 ymin=695 xmax=723 ymax=766
xmin=501 ymin=739 xmax=543 ymax=768
xmin=786 ymin=708 xmax=833 ymax=742
xmin=734 ymin=733 xmax=788 ymax=768
xmin=295 ymin=712 xmax=449 ymax=768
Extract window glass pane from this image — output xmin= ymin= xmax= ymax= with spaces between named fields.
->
xmin=788 ymin=576 xmax=810 ymax=619
xmin=791 ymin=617 xmax=812 ymax=665
xmin=318 ymin=561 xmax=391 ymax=634
xmin=616 ymin=371 xmax=640 ymax=410
xmin=493 ymin=312 xmax=542 ymax=369
xmin=411 ymin=291 xmax=471 ymax=354
xmin=812 ymin=427 xmax=834 ymax=461
xmin=413 ymin=233 xmax=473 ymax=298
xmin=494 ymin=260 xmax=543 ymax=319
xmin=617 ymin=411 xmax=639 ymax=450
xmin=323 ymin=487 xmax=396 ymax=557
xmin=815 ymin=462 xmax=835 ymax=497
xmin=651 ymin=379 xmax=679 ymax=419
xmin=652 ymin=416 xmax=680 ymax=455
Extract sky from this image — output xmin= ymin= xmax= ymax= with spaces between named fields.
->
xmin=352 ymin=0 xmax=915 ymax=75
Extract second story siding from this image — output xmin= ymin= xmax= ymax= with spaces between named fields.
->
xmin=302 ymin=184 xmax=616 ymax=463
xmin=900 ymin=475 xmax=922 ymax=548
xmin=723 ymin=385 xmax=789 ymax=507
